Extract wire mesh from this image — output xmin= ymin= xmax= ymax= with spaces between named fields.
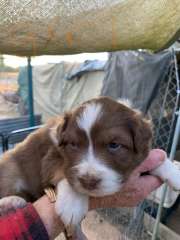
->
xmin=143 ymin=51 xmax=180 ymax=239
xmin=150 ymin=52 xmax=180 ymax=153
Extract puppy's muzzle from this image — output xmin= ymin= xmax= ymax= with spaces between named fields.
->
xmin=78 ymin=175 xmax=101 ymax=190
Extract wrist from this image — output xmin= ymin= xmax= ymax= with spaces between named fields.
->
xmin=33 ymin=195 xmax=64 ymax=239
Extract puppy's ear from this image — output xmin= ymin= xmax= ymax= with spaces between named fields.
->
xmin=50 ymin=113 xmax=70 ymax=146
xmin=129 ymin=112 xmax=152 ymax=157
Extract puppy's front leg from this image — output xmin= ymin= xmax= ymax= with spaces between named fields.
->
xmin=55 ymin=179 xmax=88 ymax=239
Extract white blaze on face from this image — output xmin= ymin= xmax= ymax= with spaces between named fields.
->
xmin=76 ymin=102 xmax=123 ymax=196
xmin=77 ymin=103 xmax=102 ymax=137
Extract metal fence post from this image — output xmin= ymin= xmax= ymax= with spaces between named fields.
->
xmin=27 ymin=56 xmax=35 ymax=126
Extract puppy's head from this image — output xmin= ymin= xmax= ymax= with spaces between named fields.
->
xmin=51 ymin=97 xmax=152 ymax=196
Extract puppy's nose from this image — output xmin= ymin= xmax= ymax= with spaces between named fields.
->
xmin=78 ymin=175 xmax=101 ymax=190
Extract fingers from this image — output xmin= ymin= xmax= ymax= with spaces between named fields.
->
xmin=133 ymin=149 xmax=167 ymax=175
xmin=118 ymin=175 xmax=163 ymax=207
xmin=137 ymin=175 xmax=163 ymax=199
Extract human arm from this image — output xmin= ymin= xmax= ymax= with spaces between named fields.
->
xmin=0 ymin=202 xmax=50 ymax=240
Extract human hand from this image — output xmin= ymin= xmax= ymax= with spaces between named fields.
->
xmin=33 ymin=149 xmax=166 ymax=239
xmin=89 ymin=149 xmax=166 ymax=209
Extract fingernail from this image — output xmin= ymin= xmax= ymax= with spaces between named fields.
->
xmin=151 ymin=149 xmax=167 ymax=163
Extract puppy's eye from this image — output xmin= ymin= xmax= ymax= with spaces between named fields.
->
xmin=68 ymin=142 xmax=78 ymax=150
xmin=107 ymin=142 xmax=121 ymax=152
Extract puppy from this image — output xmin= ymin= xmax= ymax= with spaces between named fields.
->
xmin=0 ymin=97 xmax=179 ymax=238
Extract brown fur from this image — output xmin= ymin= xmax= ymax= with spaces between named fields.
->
xmin=0 ymin=118 xmax=65 ymax=201
xmin=0 ymin=97 xmax=152 ymax=202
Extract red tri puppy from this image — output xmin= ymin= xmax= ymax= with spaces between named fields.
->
xmin=0 ymin=97 xmax=152 ymax=228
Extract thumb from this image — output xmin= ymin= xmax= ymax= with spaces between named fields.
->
xmin=134 ymin=149 xmax=166 ymax=175
xmin=138 ymin=175 xmax=163 ymax=199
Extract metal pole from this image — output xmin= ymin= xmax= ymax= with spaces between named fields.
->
xmin=27 ymin=57 xmax=35 ymax=126
xmin=151 ymin=183 xmax=168 ymax=240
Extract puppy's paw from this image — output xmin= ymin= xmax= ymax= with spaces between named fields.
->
xmin=151 ymin=158 xmax=180 ymax=191
xmin=0 ymin=196 xmax=27 ymax=215
xmin=55 ymin=179 xmax=88 ymax=227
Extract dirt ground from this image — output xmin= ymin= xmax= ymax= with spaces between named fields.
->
xmin=0 ymin=71 xmax=19 ymax=119
xmin=56 ymin=208 xmax=152 ymax=240
xmin=56 ymin=211 xmax=126 ymax=240
xmin=0 ymin=94 xmax=19 ymax=119
xmin=82 ymin=211 xmax=124 ymax=240
xmin=0 ymin=72 xmax=18 ymax=93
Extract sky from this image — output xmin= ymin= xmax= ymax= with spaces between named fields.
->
xmin=4 ymin=53 xmax=108 ymax=68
